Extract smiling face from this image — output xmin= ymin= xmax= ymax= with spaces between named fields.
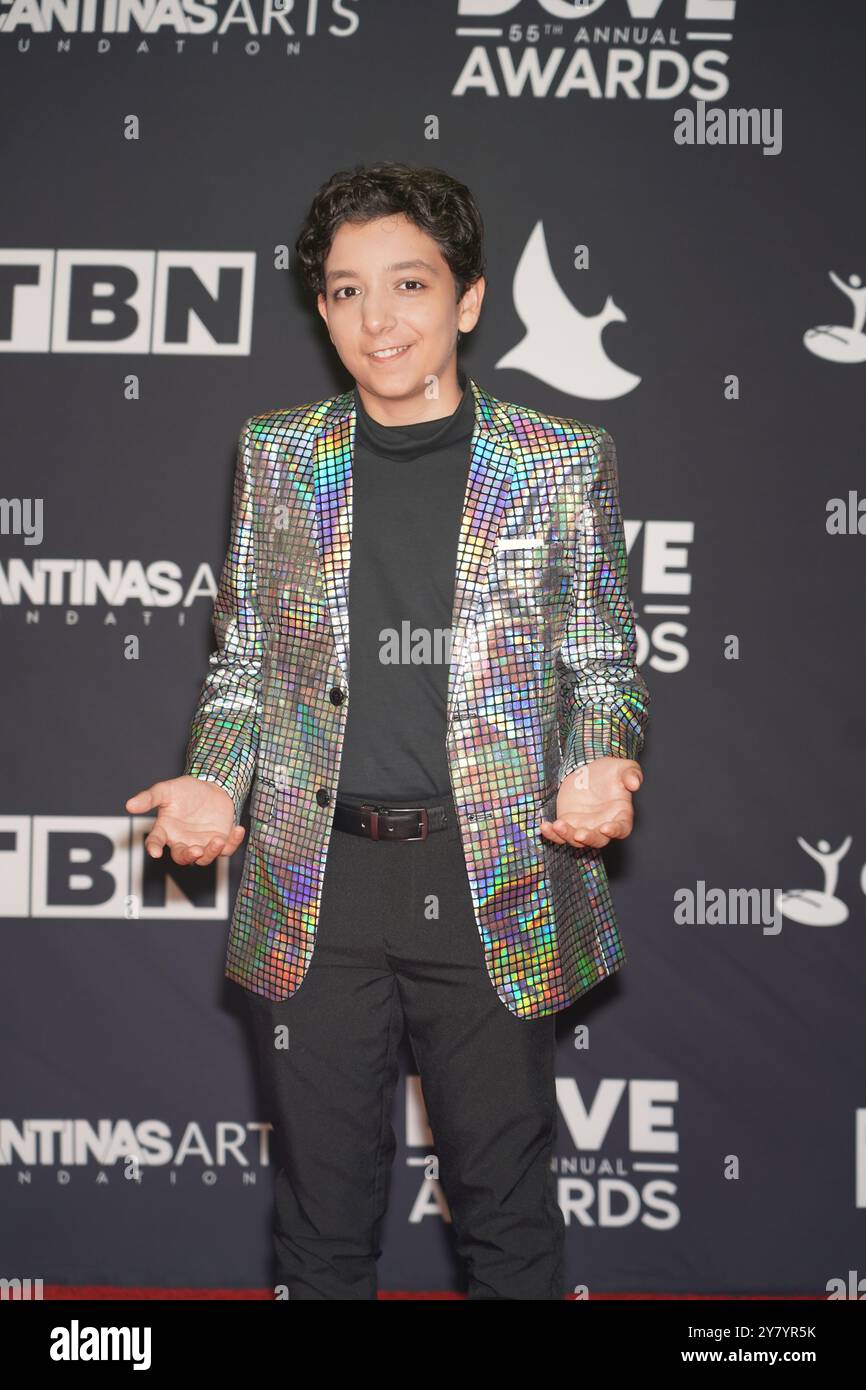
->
xmin=316 ymin=212 xmax=484 ymax=425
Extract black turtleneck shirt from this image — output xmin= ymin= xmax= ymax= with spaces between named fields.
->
xmin=335 ymin=372 xmax=476 ymax=803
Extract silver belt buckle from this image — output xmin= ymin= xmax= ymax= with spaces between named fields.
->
xmin=360 ymin=804 xmax=429 ymax=841
xmin=395 ymin=806 xmax=429 ymax=841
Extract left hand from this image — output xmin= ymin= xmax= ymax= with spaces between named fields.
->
xmin=540 ymin=757 xmax=644 ymax=848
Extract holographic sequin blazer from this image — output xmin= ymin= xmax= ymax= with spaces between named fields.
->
xmin=182 ymin=377 xmax=650 ymax=1019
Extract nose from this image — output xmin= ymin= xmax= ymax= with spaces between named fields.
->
xmin=360 ymin=287 xmax=395 ymax=337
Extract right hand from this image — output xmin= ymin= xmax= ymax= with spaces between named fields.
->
xmin=125 ymin=775 xmax=247 ymax=866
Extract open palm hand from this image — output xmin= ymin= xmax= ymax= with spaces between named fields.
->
xmin=541 ymin=757 xmax=644 ymax=849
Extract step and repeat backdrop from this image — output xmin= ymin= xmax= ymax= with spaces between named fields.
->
xmin=1 ymin=0 xmax=864 ymax=1297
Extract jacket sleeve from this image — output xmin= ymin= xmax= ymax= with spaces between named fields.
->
xmin=556 ymin=425 xmax=650 ymax=784
xmin=181 ymin=419 xmax=264 ymax=821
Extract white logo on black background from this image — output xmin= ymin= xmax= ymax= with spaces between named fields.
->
xmin=496 ymin=221 xmax=640 ymax=400
xmin=777 ymin=834 xmax=865 ymax=927
xmin=804 ymin=271 xmax=866 ymax=365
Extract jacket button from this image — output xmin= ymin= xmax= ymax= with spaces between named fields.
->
xmin=315 ymin=788 xmax=331 ymax=806
xmin=329 ymin=686 xmax=344 ymax=704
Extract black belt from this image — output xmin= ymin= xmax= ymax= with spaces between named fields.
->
xmin=333 ymin=798 xmax=450 ymax=841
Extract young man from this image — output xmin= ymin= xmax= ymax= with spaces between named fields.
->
xmin=126 ymin=161 xmax=649 ymax=1300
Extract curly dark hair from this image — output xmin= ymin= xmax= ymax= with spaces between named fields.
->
xmin=294 ymin=160 xmax=486 ymax=305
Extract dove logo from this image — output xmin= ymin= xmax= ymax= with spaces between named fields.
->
xmin=458 ymin=1 xmax=736 ymax=14
xmin=495 ymin=222 xmax=640 ymax=400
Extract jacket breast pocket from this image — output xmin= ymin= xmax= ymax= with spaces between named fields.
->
xmin=491 ymin=538 xmax=569 ymax=602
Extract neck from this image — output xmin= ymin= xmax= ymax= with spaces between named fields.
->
xmin=355 ymin=367 xmax=464 ymax=426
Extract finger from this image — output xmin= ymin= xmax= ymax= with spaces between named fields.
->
xmin=598 ymin=813 xmax=633 ymax=840
xmin=219 ymin=826 xmax=246 ymax=856
xmin=572 ymin=829 xmax=609 ymax=848
xmin=559 ymin=822 xmax=609 ymax=849
xmin=540 ymin=818 xmax=567 ymax=845
xmin=192 ymin=837 xmax=228 ymax=867
xmin=144 ymin=823 xmax=167 ymax=858
xmin=547 ymin=818 xmax=586 ymax=846
xmin=129 ymin=781 xmax=173 ymax=815
xmin=170 ymin=840 xmax=204 ymax=867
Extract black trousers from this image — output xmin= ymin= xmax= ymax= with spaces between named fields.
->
xmin=243 ymin=787 xmax=565 ymax=1300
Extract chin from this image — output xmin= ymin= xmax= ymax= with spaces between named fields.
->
xmin=358 ymin=366 xmax=426 ymax=395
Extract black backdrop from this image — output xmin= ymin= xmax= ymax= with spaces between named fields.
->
xmin=2 ymin=0 xmax=865 ymax=1297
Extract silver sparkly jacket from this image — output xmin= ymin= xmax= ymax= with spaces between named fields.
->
xmin=183 ymin=377 xmax=650 ymax=1019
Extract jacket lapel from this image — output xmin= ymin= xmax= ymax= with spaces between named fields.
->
xmin=310 ymin=377 xmax=518 ymax=731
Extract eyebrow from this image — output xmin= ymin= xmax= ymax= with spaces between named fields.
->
xmin=324 ymin=258 xmax=440 ymax=285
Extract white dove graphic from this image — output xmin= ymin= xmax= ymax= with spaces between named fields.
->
xmin=495 ymin=220 xmax=640 ymax=400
